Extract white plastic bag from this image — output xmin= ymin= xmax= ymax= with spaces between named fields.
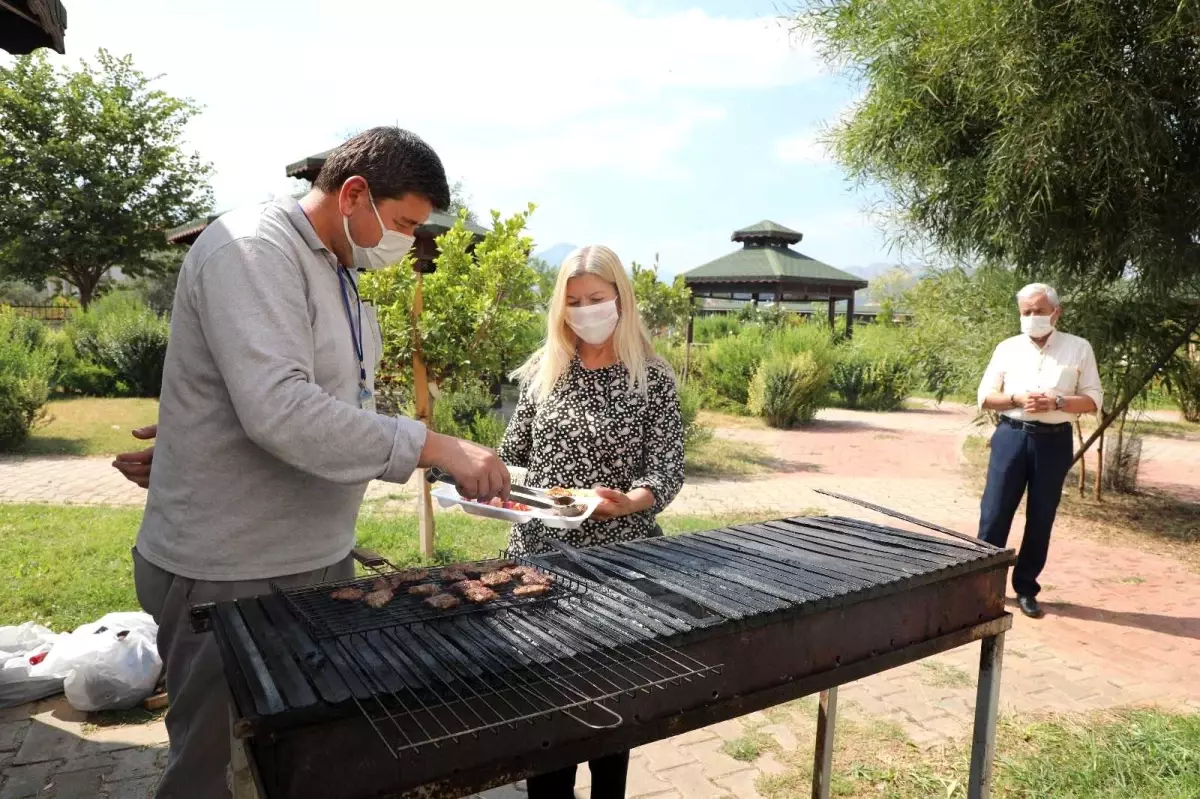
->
xmin=39 ymin=612 xmax=162 ymax=712
xmin=0 ymin=623 xmax=64 ymax=708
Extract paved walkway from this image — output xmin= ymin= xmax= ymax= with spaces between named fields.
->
xmin=2 ymin=404 xmax=1198 ymax=797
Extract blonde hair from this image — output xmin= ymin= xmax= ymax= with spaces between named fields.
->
xmin=512 ymin=245 xmax=659 ymax=402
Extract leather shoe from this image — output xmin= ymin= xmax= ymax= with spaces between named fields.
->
xmin=1017 ymin=595 xmax=1044 ymax=619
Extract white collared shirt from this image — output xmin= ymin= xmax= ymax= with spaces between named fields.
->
xmin=977 ymin=330 xmax=1103 ymax=423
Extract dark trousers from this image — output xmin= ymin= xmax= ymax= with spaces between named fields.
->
xmin=526 ymin=751 xmax=630 ymax=799
xmin=977 ymin=420 xmax=1074 ymax=597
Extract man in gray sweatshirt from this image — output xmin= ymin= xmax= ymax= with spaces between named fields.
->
xmin=113 ymin=127 xmax=509 ymax=798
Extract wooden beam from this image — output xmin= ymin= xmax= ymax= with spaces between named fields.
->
xmin=845 ymin=294 xmax=855 ymax=339
xmin=411 ymin=272 xmax=435 ymax=559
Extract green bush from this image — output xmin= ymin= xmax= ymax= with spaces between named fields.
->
xmin=677 ymin=382 xmax=713 ymax=453
xmin=1166 ymin=358 xmax=1200 ymax=423
xmin=748 ymin=351 xmax=831 ymax=428
xmin=831 ymin=354 xmax=913 ymax=411
xmin=702 ymin=327 xmax=767 ymax=411
xmin=694 ymin=315 xmax=743 ymax=343
xmin=64 ymin=292 xmax=168 ymax=397
xmin=0 ymin=309 xmax=55 ymax=451
xmin=414 ymin=380 xmax=507 ymax=449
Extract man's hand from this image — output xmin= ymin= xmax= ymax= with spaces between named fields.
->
xmin=1023 ymin=393 xmax=1056 ymax=414
xmin=112 ymin=425 xmax=157 ymax=489
xmin=419 ymin=431 xmax=510 ymax=501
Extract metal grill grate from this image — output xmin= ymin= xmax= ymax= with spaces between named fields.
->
xmin=331 ymin=600 xmax=720 ymax=758
xmin=274 ymin=556 xmax=586 ymax=639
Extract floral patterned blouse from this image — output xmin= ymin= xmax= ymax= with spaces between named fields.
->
xmin=498 ymin=357 xmax=685 ymax=555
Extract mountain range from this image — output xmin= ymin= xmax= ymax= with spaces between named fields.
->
xmin=532 ymin=243 xmax=577 ymax=267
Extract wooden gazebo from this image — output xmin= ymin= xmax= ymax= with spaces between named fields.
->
xmin=0 ymin=0 xmax=67 ymax=54
xmin=683 ymin=220 xmax=868 ymax=336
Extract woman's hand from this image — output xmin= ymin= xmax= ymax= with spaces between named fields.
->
xmin=591 ymin=486 xmax=654 ymax=520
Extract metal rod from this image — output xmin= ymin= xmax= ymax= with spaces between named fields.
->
xmin=811 ymin=687 xmax=838 ymax=799
xmin=813 ymin=489 xmax=997 ymax=550
xmin=967 ymin=632 xmax=1005 ymax=799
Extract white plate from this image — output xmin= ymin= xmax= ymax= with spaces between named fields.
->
xmin=431 ymin=485 xmax=602 ymax=529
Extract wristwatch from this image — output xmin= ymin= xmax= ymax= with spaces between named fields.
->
xmin=1054 ymin=395 xmax=1067 ymax=410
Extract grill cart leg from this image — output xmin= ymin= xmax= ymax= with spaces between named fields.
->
xmin=230 ymin=707 xmax=261 ymax=799
xmin=811 ymin=686 xmax=838 ymax=799
xmin=967 ymin=632 xmax=1005 ymax=799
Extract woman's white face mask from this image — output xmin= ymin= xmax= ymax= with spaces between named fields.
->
xmin=566 ymin=299 xmax=619 ymax=345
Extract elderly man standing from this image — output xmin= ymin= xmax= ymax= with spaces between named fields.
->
xmin=977 ymin=283 xmax=1103 ymax=619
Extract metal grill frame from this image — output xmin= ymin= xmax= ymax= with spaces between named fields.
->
xmin=273 ymin=554 xmax=587 ymax=638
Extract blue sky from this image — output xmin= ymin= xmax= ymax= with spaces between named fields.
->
xmin=28 ymin=0 xmax=903 ymax=278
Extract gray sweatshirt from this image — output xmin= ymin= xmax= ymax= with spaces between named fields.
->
xmin=136 ymin=197 xmax=427 ymax=581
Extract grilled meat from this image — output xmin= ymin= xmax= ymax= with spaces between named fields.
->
xmin=476 ymin=558 xmax=517 ymax=572
xmin=449 ymin=579 xmax=485 ymax=595
xmin=513 ymin=583 xmax=551 ymax=597
xmin=519 ymin=570 xmax=554 ymax=587
xmin=364 ymin=588 xmax=394 ymax=608
xmin=546 ymin=486 xmax=572 ymax=498
xmin=330 ymin=587 xmax=365 ymax=601
xmin=371 ymin=577 xmax=392 ymax=593
xmin=461 ymin=584 xmax=498 ymax=604
xmin=424 ymin=593 xmax=461 ymax=610
xmin=554 ymin=503 xmax=586 ymax=517
xmin=407 ymin=583 xmax=441 ymax=597
xmin=387 ymin=568 xmax=429 ymax=588
xmin=441 ymin=567 xmax=472 ymax=583
xmin=479 ymin=570 xmax=512 ymax=587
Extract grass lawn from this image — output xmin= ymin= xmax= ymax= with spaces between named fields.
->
xmin=0 ymin=503 xmax=771 ymax=631
xmin=744 ymin=701 xmax=1200 ymax=798
xmin=20 ymin=397 xmax=159 ymax=457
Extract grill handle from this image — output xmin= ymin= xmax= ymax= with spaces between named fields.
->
xmin=562 ymin=701 xmax=623 ymax=730
xmin=352 ymin=547 xmax=388 ymax=569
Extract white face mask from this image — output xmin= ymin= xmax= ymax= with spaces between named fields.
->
xmin=1021 ymin=313 xmax=1055 ymax=338
xmin=566 ymin=299 xmax=619 ymax=345
xmin=343 ymin=193 xmax=415 ymax=271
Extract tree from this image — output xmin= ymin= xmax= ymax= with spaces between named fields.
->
xmin=796 ymin=0 xmax=1200 ymax=465
xmin=358 ymin=205 xmax=541 ymax=405
xmin=447 ymin=181 xmax=478 ymax=227
xmin=631 ymin=258 xmax=692 ymax=336
xmin=0 ymin=51 xmax=213 ymax=308
xmin=528 ymin=257 xmax=559 ymax=304
xmin=797 ymin=0 xmax=1200 ymax=294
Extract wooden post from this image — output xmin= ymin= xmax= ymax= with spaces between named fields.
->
xmin=1075 ymin=421 xmax=1086 ymax=497
xmin=683 ymin=307 xmax=695 ymax=386
xmin=827 ymin=297 xmax=836 ymax=330
xmin=1093 ymin=428 xmax=1105 ymax=502
xmin=845 ymin=294 xmax=856 ymax=339
xmin=412 ymin=271 xmax=435 ymax=559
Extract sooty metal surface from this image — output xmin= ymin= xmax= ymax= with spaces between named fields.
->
xmin=200 ymin=515 xmax=1014 ymax=799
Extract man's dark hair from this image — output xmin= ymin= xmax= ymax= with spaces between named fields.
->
xmin=314 ymin=127 xmax=451 ymax=210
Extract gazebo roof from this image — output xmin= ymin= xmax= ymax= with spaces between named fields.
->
xmin=285 ymin=150 xmax=333 ymax=182
xmin=0 ymin=0 xmax=67 ymax=55
xmin=683 ymin=220 xmax=867 ymax=296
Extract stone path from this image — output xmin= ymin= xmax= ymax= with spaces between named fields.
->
xmin=2 ymin=403 xmax=1199 ymax=797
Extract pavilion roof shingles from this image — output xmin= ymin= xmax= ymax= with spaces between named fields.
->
xmin=0 ymin=0 xmax=68 ymax=55
xmin=684 ymin=241 xmax=866 ymax=286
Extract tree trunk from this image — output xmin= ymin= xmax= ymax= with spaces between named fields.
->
xmin=1093 ymin=429 xmax=1105 ymax=501
xmin=1075 ymin=421 xmax=1086 ymax=497
xmin=75 ymin=272 xmax=99 ymax=310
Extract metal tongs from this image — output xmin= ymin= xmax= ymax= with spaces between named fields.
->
xmin=425 ymin=467 xmax=561 ymax=510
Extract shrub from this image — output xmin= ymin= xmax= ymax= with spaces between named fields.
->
xmin=703 ymin=328 xmax=767 ymax=411
xmin=1166 ymin=358 xmax=1200 ymax=423
xmin=677 ymin=382 xmax=713 ymax=453
xmin=748 ymin=351 xmax=831 ymax=428
xmin=64 ymin=293 xmax=168 ymax=397
xmin=832 ymin=353 xmax=913 ymax=411
xmin=410 ymin=380 xmax=507 ymax=449
xmin=0 ymin=309 xmax=55 ymax=451
xmin=694 ymin=315 xmax=743 ymax=343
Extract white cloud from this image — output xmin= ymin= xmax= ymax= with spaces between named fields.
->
xmin=48 ymin=0 xmax=821 ymax=212
xmin=774 ymin=127 xmax=832 ymax=165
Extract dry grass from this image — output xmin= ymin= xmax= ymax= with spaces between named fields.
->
xmin=918 ymin=661 xmax=973 ymax=689
xmin=20 ymin=397 xmax=159 ymax=457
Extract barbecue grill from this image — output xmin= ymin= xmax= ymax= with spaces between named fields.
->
xmin=195 ymin=514 xmax=1015 ymax=799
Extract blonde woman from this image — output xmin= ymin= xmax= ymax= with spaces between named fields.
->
xmin=499 ymin=245 xmax=685 ymax=798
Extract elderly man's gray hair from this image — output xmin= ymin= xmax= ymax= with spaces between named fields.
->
xmin=1017 ymin=283 xmax=1060 ymax=308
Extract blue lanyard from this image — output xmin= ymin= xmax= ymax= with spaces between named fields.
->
xmin=336 ymin=266 xmax=368 ymax=392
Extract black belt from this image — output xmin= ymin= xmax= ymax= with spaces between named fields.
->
xmin=999 ymin=415 xmax=1072 ymax=434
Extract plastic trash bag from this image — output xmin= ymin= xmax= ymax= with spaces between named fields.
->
xmin=0 ymin=623 xmax=64 ymax=708
xmin=39 ymin=612 xmax=162 ymax=712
